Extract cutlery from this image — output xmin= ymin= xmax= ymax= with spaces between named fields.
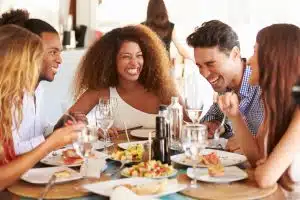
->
xmin=38 ymin=174 xmax=57 ymax=200
xmin=118 ymin=126 xmax=143 ymax=134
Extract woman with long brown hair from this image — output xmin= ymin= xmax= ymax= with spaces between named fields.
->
xmin=60 ymin=24 xmax=179 ymax=135
xmin=217 ymin=23 xmax=300 ymax=195
xmin=142 ymin=0 xmax=191 ymax=60
xmin=0 ymin=25 xmax=84 ymax=190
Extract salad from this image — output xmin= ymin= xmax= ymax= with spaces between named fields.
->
xmin=111 ymin=144 xmax=144 ymax=161
xmin=122 ymin=160 xmax=175 ymax=178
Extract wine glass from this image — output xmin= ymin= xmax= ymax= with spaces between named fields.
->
xmin=184 ymin=77 xmax=204 ymax=124
xmin=181 ymin=124 xmax=208 ymax=188
xmin=95 ymin=97 xmax=117 ymax=153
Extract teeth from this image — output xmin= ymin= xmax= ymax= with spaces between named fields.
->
xmin=210 ymin=77 xmax=219 ymax=84
xmin=127 ymin=68 xmax=138 ymax=75
xmin=52 ymin=67 xmax=58 ymax=73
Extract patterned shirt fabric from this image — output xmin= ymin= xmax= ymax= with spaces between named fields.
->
xmin=201 ymin=66 xmax=264 ymax=138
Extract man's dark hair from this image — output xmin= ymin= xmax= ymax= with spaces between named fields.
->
xmin=187 ymin=20 xmax=240 ymax=55
xmin=0 ymin=9 xmax=58 ymax=36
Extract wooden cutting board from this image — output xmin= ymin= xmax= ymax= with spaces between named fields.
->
xmin=7 ymin=174 xmax=110 ymax=199
xmin=178 ymin=169 xmax=278 ymax=200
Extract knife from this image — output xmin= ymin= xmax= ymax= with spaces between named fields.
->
xmin=118 ymin=126 xmax=143 ymax=134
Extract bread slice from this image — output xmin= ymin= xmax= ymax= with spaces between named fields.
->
xmin=208 ymin=164 xmax=225 ymax=177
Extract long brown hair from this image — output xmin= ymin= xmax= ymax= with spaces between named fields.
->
xmin=74 ymin=24 xmax=178 ymax=104
xmin=0 ymin=25 xmax=43 ymax=142
xmin=144 ymin=0 xmax=170 ymax=38
xmin=257 ymin=24 xmax=300 ymax=154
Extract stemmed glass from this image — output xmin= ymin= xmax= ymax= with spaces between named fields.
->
xmin=95 ymin=97 xmax=118 ymax=154
xmin=184 ymin=77 xmax=204 ymax=124
xmin=181 ymin=124 xmax=208 ymax=188
xmin=63 ymin=113 xmax=98 ymax=178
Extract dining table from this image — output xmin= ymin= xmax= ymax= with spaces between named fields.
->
xmin=5 ymin=131 xmax=286 ymax=200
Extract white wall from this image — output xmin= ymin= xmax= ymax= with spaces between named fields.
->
xmin=0 ymin=0 xmax=60 ymax=30
xmin=96 ymin=0 xmax=300 ymax=58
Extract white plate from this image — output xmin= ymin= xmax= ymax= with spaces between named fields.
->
xmin=121 ymin=168 xmax=178 ymax=179
xmin=83 ymin=177 xmax=187 ymax=197
xmin=187 ymin=166 xmax=248 ymax=183
xmin=92 ymin=140 xmax=114 ymax=150
xmin=40 ymin=147 xmax=108 ymax=167
xmin=130 ymin=129 xmax=155 ymax=139
xmin=118 ymin=140 xmax=149 ymax=150
xmin=66 ymin=141 xmax=114 ymax=150
xmin=171 ymin=149 xmax=247 ymax=168
xmin=21 ymin=166 xmax=82 ymax=184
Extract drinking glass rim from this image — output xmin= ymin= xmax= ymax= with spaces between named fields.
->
xmin=183 ymin=123 xmax=207 ymax=130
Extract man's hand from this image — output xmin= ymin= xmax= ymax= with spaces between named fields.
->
xmin=98 ymin=127 xmax=120 ymax=139
xmin=225 ymin=136 xmax=241 ymax=152
xmin=203 ymin=120 xmax=222 ymax=139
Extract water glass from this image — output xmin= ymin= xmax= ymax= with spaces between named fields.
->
xmin=181 ymin=124 xmax=208 ymax=188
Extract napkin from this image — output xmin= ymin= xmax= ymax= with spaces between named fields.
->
xmin=80 ymin=157 xmax=106 ymax=178
xmin=110 ymin=186 xmax=158 ymax=200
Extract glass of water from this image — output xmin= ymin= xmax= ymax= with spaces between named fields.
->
xmin=181 ymin=124 xmax=208 ymax=188
xmin=73 ymin=124 xmax=98 ymax=177
xmin=95 ymin=97 xmax=117 ymax=153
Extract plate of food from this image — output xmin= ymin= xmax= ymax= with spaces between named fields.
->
xmin=121 ymin=160 xmax=177 ymax=179
xmin=110 ymin=144 xmax=144 ymax=163
xmin=118 ymin=141 xmax=149 ymax=150
xmin=40 ymin=147 xmax=108 ymax=167
xmin=171 ymin=149 xmax=247 ymax=168
xmin=187 ymin=166 xmax=248 ymax=183
xmin=83 ymin=177 xmax=186 ymax=197
xmin=130 ymin=129 xmax=155 ymax=139
xmin=21 ymin=166 xmax=82 ymax=184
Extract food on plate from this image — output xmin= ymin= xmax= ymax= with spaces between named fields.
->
xmin=115 ymin=179 xmax=169 ymax=195
xmin=122 ymin=160 xmax=175 ymax=178
xmin=207 ymin=164 xmax=225 ymax=177
xmin=54 ymin=170 xmax=72 ymax=178
xmin=201 ymin=152 xmax=221 ymax=165
xmin=111 ymin=144 xmax=144 ymax=161
xmin=182 ymin=152 xmax=222 ymax=166
xmin=61 ymin=149 xmax=83 ymax=165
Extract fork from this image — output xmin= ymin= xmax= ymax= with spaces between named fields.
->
xmin=38 ymin=174 xmax=57 ymax=200
xmin=214 ymin=115 xmax=226 ymax=140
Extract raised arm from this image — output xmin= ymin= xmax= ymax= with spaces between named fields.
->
xmin=171 ymin=27 xmax=192 ymax=60
xmin=254 ymin=108 xmax=300 ymax=188
xmin=0 ymin=124 xmax=84 ymax=190
xmin=217 ymin=92 xmax=261 ymax=166
xmin=54 ymin=89 xmax=107 ymax=129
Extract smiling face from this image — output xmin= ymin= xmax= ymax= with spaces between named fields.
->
xmin=248 ymin=43 xmax=260 ymax=85
xmin=39 ymin=32 xmax=62 ymax=82
xmin=194 ymin=46 xmax=239 ymax=92
xmin=116 ymin=41 xmax=144 ymax=82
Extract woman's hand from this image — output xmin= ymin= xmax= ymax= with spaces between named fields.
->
xmin=216 ymin=92 xmax=240 ymax=119
xmin=47 ymin=123 xmax=85 ymax=150
xmin=98 ymin=127 xmax=120 ymax=139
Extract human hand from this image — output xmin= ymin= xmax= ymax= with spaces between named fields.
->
xmin=225 ymin=136 xmax=241 ymax=152
xmin=216 ymin=92 xmax=240 ymax=119
xmin=47 ymin=123 xmax=85 ymax=150
xmin=202 ymin=120 xmax=221 ymax=139
xmin=98 ymin=127 xmax=120 ymax=139
xmin=256 ymin=157 xmax=267 ymax=167
xmin=64 ymin=112 xmax=88 ymax=126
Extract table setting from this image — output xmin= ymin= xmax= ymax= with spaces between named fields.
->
xmin=6 ymin=96 xmax=284 ymax=200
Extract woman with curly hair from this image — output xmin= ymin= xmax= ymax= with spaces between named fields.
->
xmin=0 ymin=25 xmax=84 ymax=190
xmin=217 ymin=24 xmax=300 ymax=197
xmin=63 ymin=24 xmax=179 ymax=135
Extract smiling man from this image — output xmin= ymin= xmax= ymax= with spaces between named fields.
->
xmin=186 ymin=20 xmax=263 ymax=141
xmin=0 ymin=9 xmax=62 ymax=155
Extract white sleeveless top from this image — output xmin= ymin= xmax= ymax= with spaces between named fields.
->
xmin=109 ymin=87 xmax=157 ymax=130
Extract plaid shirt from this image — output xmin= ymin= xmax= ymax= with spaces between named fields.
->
xmin=201 ymin=66 xmax=264 ymax=138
